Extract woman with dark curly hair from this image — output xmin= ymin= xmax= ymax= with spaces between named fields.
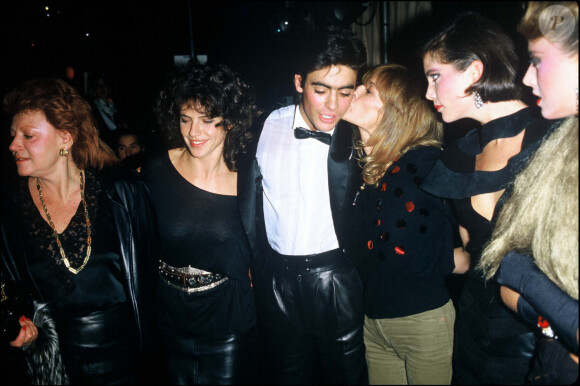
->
xmin=140 ymin=61 xmax=260 ymax=384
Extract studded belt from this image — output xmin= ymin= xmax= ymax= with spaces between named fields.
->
xmin=158 ymin=260 xmax=228 ymax=293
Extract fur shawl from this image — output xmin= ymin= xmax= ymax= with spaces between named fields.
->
xmin=25 ymin=302 xmax=68 ymax=385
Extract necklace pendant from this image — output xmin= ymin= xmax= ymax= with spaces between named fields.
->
xmin=1 ymin=283 xmax=7 ymax=302
xmin=353 ymin=191 xmax=360 ymax=206
xmin=37 ymin=170 xmax=92 ymax=275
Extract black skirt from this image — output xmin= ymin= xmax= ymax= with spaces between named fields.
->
xmin=527 ymin=337 xmax=579 ymax=385
xmin=56 ymin=303 xmax=140 ymax=385
xmin=158 ymin=327 xmax=258 ymax=385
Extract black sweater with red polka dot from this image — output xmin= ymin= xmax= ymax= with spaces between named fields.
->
xmin=347 ymin=146 xmax=456 ymax=319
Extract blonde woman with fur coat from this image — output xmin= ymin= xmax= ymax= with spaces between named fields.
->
xmin=479 ymin=2 xmax=578 ymax=383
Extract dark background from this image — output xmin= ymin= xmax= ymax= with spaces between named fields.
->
xmin=1 ymin=1 xmax=532 ymax=152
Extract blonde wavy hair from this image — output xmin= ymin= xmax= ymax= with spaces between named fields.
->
xmin=479 ymin=117 xmax=579 ymax=299
xmin=356 ymin=64 xmax=442 ymax=186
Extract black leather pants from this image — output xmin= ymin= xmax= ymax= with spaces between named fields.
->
xmin=56 ymin=303 xmax=140 ymax=384
xmin=255 ymin=248 xmax=368 ymax=385
xmin=159 ymin=327 xmax=258 ymax=385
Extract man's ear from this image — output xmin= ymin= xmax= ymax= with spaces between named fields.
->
xmin=294 ymin=74 xmax=304 ymax=93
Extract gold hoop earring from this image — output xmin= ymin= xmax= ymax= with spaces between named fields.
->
xmin=59 ymin=148 xmax=69 ymax=157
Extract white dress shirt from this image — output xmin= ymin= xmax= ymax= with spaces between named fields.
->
xmin=256 ymin=104 xmax=339 ymax=256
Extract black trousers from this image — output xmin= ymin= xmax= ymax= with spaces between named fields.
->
xmin=57 ymin=303 xmax=140 ymax=385
xmin=159 ymin=328 xmax=258 ymax=385
xmin=528 ymin=337 xmax=579 ymax=384
xmin=451 ymin=286 xmax=538 ymax=385
xmin=255 ymin=248 xmax=368 ymax=385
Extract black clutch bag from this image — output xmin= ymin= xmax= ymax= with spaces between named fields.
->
xmin=0 ymin=279 xmax=34 ymax=343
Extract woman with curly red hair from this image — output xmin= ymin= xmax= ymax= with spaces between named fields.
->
xmin=1 ymin=78 xmax=158 ymax=384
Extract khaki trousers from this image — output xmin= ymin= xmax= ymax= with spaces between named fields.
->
xmin=364 ymin=300 xmax=455 ymax=385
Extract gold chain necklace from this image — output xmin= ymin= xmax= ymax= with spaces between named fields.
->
xmin=36 ymin=170 xmax=92 ymax=274
xmin=1 ymin=282 xmax=7 ymax=302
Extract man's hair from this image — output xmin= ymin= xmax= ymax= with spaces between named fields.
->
xmin=295 ymin=25 xmax=367 ymax=82
xmin=115 ymin=127 xmax=142 ymax=143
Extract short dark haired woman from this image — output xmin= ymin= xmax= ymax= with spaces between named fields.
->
xmin=420 ymin=12 xmax=558 ymax=384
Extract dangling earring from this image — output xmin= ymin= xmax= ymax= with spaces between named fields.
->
xmin=59 ymin=148 xmax=69 ymax=157
xmin=473 ymin=91 xmax=484 ymax=109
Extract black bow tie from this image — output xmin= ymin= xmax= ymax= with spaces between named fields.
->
xmin=294 ymin=127 xmax=332 ymax=145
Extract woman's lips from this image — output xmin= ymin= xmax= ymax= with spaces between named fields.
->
xmin=536 ymin=98 xmax=542 ymax=106
xmin=434 ymin=104 xmax=443 ymax=112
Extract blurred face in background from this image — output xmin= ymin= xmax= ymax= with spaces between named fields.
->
xmin=94 ymin=80 xmax=110 ymax=100
xmin=116 ymin=134 xmax=143 ymax=160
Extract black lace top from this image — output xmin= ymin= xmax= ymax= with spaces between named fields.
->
xmin=17 ymin=169 xmax=126 ymax=316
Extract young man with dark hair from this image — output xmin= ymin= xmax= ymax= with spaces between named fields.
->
xmin=253 ymin=25 xmax=368 ymax=384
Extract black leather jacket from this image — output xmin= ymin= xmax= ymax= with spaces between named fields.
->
xmin=0 ymin=167 xmax=159 ymax=356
